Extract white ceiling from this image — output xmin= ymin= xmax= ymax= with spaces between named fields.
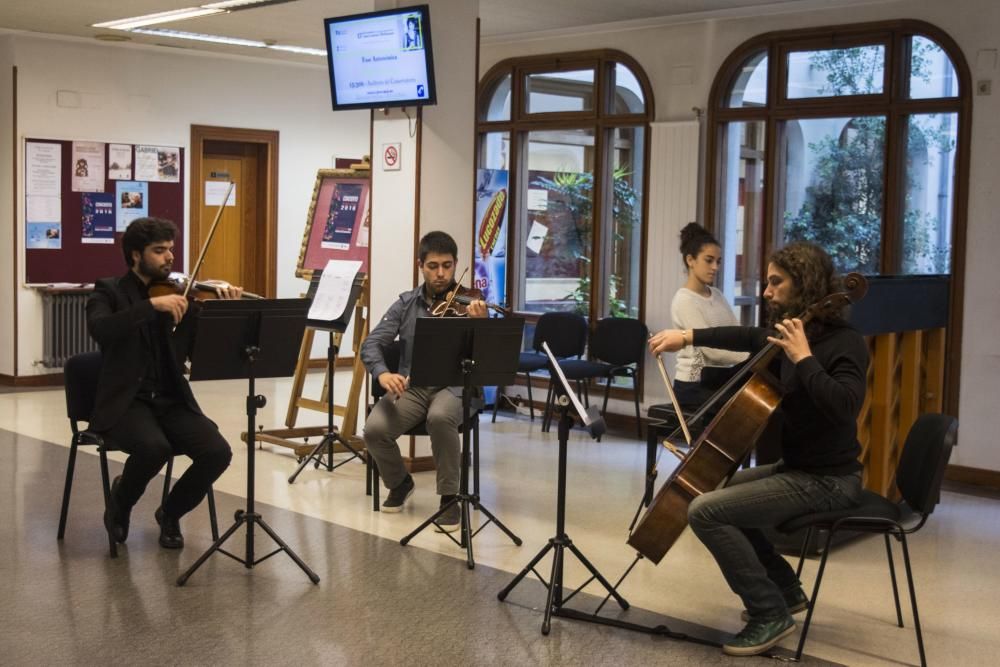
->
xmin=0 ymin=0 xmax=887 ymax=65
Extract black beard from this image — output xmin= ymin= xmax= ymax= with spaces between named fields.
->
xmin=137 ymin=257 xmax=171 ymax=282
xmin=766 ymin=299 xmax=806 ymax=328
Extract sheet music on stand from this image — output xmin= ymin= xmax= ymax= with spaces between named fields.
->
xmin=306 ymin=259 xmax=364 ymax=332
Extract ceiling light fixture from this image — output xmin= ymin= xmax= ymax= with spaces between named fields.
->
xmin=266 ymin=44 xmax=327 ymax=56
xmin=202 ymin=0 xmax=298 ymax=10
xmin=93 ymin=7 xmax=226 ymax=31
xmin=131 ymin=28 xmax=268 ymax=49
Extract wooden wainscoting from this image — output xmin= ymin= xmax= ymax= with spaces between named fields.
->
xmin=858 ymin=328 xmax=946 ymax=497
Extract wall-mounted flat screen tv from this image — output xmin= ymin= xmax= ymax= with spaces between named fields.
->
xmin=324 ymin=4 xmax=437 ymax=111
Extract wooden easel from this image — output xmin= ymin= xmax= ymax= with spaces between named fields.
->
xmin=246 ymin=276 xmax=369 ymax=459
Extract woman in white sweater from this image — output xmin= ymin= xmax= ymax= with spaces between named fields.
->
xmin=670 ymin=223 xmax=748 ymax=407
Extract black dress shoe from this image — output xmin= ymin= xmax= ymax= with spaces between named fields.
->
xmin=154 ymin=507 xmax=184 ymax=549
xmin=103 ymin=475 xmax=130 ymax=544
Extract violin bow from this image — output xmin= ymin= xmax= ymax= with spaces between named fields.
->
xmin=184 ymin=181 xmax=235 ymax=300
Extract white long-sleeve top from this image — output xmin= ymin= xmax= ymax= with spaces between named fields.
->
xmin=670 ymin=286 xmax=749 ymax=382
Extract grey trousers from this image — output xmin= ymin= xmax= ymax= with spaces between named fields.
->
xmin=688 ymin=462 xmax=862 ymax=619
xmin=363 ymin=386 xmax=462 ymax=495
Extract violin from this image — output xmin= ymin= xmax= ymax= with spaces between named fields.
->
xmin=430 ymin=284 xmax=507 ymax=317
xmin=628 ymin=273 xmax=868 ymax=564
xmin=149 ymin=272 xmax=262 ymax=301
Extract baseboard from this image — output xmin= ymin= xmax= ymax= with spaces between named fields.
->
xmin=945 ymin=464 xmax=1000 ymax=492
xmin=0 ymin=372 xmax=64 ymax=387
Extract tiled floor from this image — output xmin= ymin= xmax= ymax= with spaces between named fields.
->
xmin=3 ymin=368 xmax=998 ymax=666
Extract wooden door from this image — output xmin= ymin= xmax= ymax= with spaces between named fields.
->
xmin=197 ymin=150 xmax=260 ymax=294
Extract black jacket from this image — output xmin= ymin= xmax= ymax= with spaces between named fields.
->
xmin=694 ymin=319 xmax=868 ymax=475
xmin=85 ymin=271 xmax=202 ymax=432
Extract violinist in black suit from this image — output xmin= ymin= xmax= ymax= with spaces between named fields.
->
xmin=86 ymin=217 xmax=241 ymax=549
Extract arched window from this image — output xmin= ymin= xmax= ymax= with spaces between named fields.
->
xmin=707 ymin=20 xmax=970 ymax=322
xmin=706 ymin=20 xmax=971 ymax=414
xmin=477 ymin=50 xmax=653 ymax=322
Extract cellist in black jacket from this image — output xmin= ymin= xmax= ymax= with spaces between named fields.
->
xmin=649 ymin=242 xmax=868 ymax=657
xmin=86 ymin=217 xmax=240 ymax=549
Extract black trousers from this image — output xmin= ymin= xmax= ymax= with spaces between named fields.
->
xmin=101 ymin=396 xmax=232 ymax=519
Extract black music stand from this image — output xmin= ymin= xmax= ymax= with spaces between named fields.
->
xmin=177 ymin=298 xmax=320 ymax=586
xmin=398 ymin=316 xmax=524 ymax=569
xmin=498 ymin=342 xmax=632 ymax=634
xmin=288 ymin=271 xmax=366 ymax=484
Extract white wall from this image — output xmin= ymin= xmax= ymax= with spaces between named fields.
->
xmin=480 ymin=0 xmax=1000 ymax=472
xmin=0 ymin=38 xmax=14 ymax=377
xmin=0 ymin=33 xmax=370 ymax=377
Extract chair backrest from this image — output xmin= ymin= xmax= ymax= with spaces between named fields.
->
xmin=532 ymin=312 xmax=587 ymax=358
xmin=370 ymin=340 xmax=402 ymax=400
xmin=895 ymin=413 xmax=958 ymax=515
xmin=64 ymin=351 xmax=102 ymax=425
xmin=589 ymin=317 xmax=648 ymax=366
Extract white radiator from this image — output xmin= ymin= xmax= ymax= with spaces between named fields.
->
xmin=42 ymin=291 xmax=97 ymax=368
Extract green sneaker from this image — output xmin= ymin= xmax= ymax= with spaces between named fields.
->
xmin=741 ymin=585 xmax=809 ymax=621
xmin=723 ymin=615 xmax=795 ymax=656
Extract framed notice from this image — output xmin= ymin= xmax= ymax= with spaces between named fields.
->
xmin=297 ymin=168 xmax=371 ymax=278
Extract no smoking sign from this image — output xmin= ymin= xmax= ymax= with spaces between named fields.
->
xmin=382 ymin=142 xmax=402 ymax=171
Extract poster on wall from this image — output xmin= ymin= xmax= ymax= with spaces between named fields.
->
xmin=135 ymin=144 xmax=180 ymax=183
xmin=71 ymin=141 xmax=106 ymax=192
xmin=115 ymin=181 xmax=149 ymax=231
xmin=473 ymin=168 xmax=509 ymax=309
xmin=108 ymin=143 xmax=133 ymax=180
xmin=81 ymin=193 xmax=115 ymax=244
xmin=26 ymin=142 xmax=61 ymax=197
xmin=298 ymin=170 xmax=371 ymax=277
xmin=26 ymin=223 xmax=62 ymax=249
xmin=25 ymin=142 xmax=63 ymax=250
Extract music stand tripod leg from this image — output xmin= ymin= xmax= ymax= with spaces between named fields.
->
xmin=288 ymin=331 xmax=363 ymax=484
xmin=178 ymin=338 xmax=319 ymax=586
xmin=497 ymin=403 xmax=628 ymax=633
xmin=400 ymin=365 xmax=521 ymax=569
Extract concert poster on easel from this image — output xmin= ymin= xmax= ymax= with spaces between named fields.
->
xmin=297 ymin=168 xmax=371 ymax=278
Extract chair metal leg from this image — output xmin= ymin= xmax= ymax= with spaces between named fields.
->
xmin=542 ymin=380 xmax=555 ymax=432
xmin=491 ymin=385 xmax=502 ymax=423
xmin=601 ymin=376 xmax=612 ymax=417
xmin=525 ymin=372 xmax=536 ymax=421
xmin=898 ymin=533 xmax=927 ymax=667
xmin=794 ymin=527 xmax=836 ymax=661
xmin=884 ymin=533 xmax=904 ymax=627
xmin=632 ymin=373 xmax=642 ymax=438
xmin=794 ymin=526 xmax=814 ymax=578
xmin=57 ymin=439 xmax=79 ymax=540
xmin=206 ymin=486 xmax=220 ymax=541
xmin=368 ymin=458 xmax=380 ymax=511
xmin=98 ymin=450 xmax=117 ymax=559
xmin=161 ymin=457 xmax=174 ymax=509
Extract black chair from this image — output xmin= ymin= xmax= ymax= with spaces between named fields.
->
xmin=57 ymin=351 xmax=219 ymax=558
xmin=492 ymin=311 xmax=587 ymax=423
xmin=777 ymin=413 xmax=958 ymax=666
xmin=555 ymin=317 xmax=648 ymax=437
xmin=365 ymin=340 xmax=482 ymax=511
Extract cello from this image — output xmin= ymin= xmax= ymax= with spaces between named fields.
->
xmin=628 ymin=272 xmax=868 ymax=564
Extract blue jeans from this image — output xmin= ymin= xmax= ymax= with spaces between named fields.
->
xmin=688 ymin=462 xmax=862 ymax=619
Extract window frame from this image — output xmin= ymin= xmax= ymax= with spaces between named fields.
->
xmin=477 ymin=49 xmax=654 ymax=326
xmin=705 ymin=19 xmax=972 ymax=416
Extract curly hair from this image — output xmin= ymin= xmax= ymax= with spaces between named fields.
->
xmin=121 ymin=217 xmax=177 ymax=268
xmin=768 ymin=242 xmax=843 ymax=325
xmin=679 ymin=222 xmax=720 ymax=270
